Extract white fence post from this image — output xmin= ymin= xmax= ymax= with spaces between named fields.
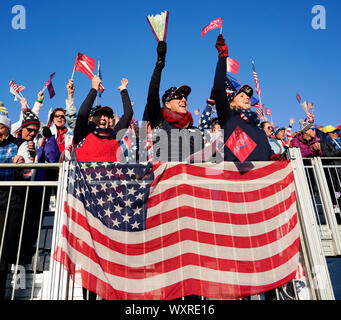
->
xmin=289 ymin=148 xmax=335 ymax=300
xmin=43 ymin=161 xmax=70 ymax=300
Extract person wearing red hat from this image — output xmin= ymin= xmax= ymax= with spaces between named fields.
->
xmin=73 ymin=76 xmax=133 ymax=162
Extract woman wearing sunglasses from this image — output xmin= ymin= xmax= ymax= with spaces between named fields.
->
xmin=291 ymin=120 xmax=322 ymax=157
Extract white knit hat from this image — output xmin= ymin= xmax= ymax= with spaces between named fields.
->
xmin=0 ymin=104 xmax=11 ymax=128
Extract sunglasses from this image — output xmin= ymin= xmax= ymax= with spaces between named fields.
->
xmin=54 ymin=114 xmax=65 ymax=119
xmin=25 ymin=127 xmax=39 ymax=133
xmin=170 ymin=93 xmax=187 ymax=101
xmin=265 ymin=126 xmax=273 ymax=130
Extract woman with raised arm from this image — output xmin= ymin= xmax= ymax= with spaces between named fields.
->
xmin=213 ymin=34 xmax=273 ymax=162
xmin=73 ymin=76 xmax=133 ymax=162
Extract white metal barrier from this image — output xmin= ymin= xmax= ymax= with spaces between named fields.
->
xmin=1 ymin=151 xmax=341 ymax=300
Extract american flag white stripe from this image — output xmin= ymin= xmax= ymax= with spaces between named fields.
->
xmin=54 ymin=161 xmax=299 ymax=300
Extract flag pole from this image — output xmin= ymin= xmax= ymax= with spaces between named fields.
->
xmin=252 ymin=60 xmax=263 ymax=117
xmin=96 ymin=60 xmax=100 ymax=106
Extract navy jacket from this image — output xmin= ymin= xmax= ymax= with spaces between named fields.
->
xmin=213 ymin=57 xmax=274 ymax=161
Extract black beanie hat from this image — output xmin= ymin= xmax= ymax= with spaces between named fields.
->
xmin=22 ymin=110 xmax=40 ymax=129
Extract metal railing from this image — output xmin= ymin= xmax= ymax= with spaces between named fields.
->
xmin=0 ymin=163 xmax=65 ymax=300
xmin=1 ymin=150 xmax=340 ymax=300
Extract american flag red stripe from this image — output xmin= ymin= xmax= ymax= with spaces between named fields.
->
xmin=54 ymin=161 xmax=299 ymax=300
xmin=9 ymin=80 xmax=26 ymax=93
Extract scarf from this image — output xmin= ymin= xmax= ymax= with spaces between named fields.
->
xmin=239 ymin=109 xmax=260 ymax=126
xmin=162 ymin=108 xmax=193 ymax=129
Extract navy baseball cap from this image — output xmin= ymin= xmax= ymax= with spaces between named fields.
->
xmin=90 ymin=105 xmax=114 ymax=118
xmin=162 ymin=85 xmax=191 ymax=105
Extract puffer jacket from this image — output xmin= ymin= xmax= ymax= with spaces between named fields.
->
xmin=291 ymin=132 xmax=322 ymax=157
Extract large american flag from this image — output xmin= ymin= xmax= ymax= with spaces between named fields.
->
xmin=53 ymin=160 xmax=299 ymax=300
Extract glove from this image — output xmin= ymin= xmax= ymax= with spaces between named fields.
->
xmin=42 ymin=126 xmax=52 ymax=138
xmin=157 ymin=41 xmax=167 ymax=66
xmin=215 ymin=34 xmax=229 ymax=58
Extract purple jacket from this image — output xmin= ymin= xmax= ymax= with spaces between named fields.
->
xmin=291 ymin=132 xmax=323 ymax=157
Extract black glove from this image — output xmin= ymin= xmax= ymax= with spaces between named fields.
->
xmin=157 ymin=41 xmax=167 ymax=66
xmin=42 ymin=126 xmax=52 ymax=138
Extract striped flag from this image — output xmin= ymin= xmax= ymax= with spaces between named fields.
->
xmin=54 ymin=161 xmax=299 ymax=300
xmin=252 ymin=61 xmax=261 ymax=98
xmin=9 ymin=80 xmax=26 ymax=101
xmin=254 ymin=103 xmax=264 ymax=118
xmin=74 ymin=53 xmax=104 ymax=93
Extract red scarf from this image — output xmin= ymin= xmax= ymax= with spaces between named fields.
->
xmin=162 ymin=108 xmax=193 ymax=129
xmin=56 ymin=127 xmax=68 ymax=153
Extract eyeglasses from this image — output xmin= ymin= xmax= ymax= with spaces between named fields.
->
xmin=265 ymin=126 xmax=273 ymax=130
xmin=54 ymin=114 xmax=65 ymax=119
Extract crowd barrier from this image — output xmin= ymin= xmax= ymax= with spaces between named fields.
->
xmin=1 ymin=148 xmax=340 ymax=300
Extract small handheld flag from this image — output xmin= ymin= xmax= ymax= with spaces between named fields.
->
xmin=226 ymin=57 xmax=239 ymax=74
xmin=265 ymin=108 xmax=272 ymax=116
xmin=73 ymin=52 xmax=104 ymax=93
xmin=201 ymin=18 xmax=222 ymax=38
xmin=43 ymin=72 xmax=56 ymax=99
xmin=9 ymin=80 xmax=25 ymax=101
xmin=146 ymin=11 xmax=169 ymax=42
xmin=296 ymin=93 xmax=302 ymax=104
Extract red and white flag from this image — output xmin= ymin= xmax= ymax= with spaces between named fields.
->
xmin=201 ymin=18 xmax=222 ymax=38
xmin=74 ymin=53 xmax=104 ymax=93
xmin=9 ymin=80 xmax=25 ymax=101
xmin=265 ymin=108 xmax=272 ymax=116
xmin=226 ymin=57 xmax=239 ymax=74
xmin=53 ymin=161 xmax=299 ymax=300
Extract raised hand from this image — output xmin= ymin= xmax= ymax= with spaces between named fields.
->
xmin=66 ymin=79 xmax=75 ymax=99
xmin=117 ymin=78 xmax=128 ymax=92
xmin=37 ymin=90 xmax=44 ymax=102
xmin=215 ymin=34 xmax=229 ymax=58
xmin=92 ymin=76 xmax=102 ymax=91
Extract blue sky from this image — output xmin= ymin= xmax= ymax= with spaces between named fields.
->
xmin=1 ymin=0 xmax=339 ymax=132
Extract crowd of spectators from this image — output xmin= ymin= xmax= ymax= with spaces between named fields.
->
xmin=0 ymin=34 xmax=340 ymax=300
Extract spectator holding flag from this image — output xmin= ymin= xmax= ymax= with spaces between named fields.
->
xmin=73 ymin=76 xmax=133 ymax=162
xmin=49 ymin=79 xmax=77 ymax=161
xmin=213 ymin=34 xmax=273 ymax=162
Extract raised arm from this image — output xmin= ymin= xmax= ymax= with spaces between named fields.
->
xmin=73 ymin=76 xmax=100 ymax=145
xmin=114 ymin=78 xmax=133 ymax=139
xmin=65 ymin=79 xmax=77 ymax=131
xmin=143 ymin=41 xmax=167 ymax=128
xmin=213 ymin=35 xmax=231 ymax=126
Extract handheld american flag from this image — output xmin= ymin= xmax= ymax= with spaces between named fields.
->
xmin=54 ymin=161 xmax=299 ymax=300
xmin=146 ymin=11 xmax=169 ymax=42
xmin=252 ymin=61 xmax=261 ymax=98
xmin=9 ymin=80 xmax=25 ymax=101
